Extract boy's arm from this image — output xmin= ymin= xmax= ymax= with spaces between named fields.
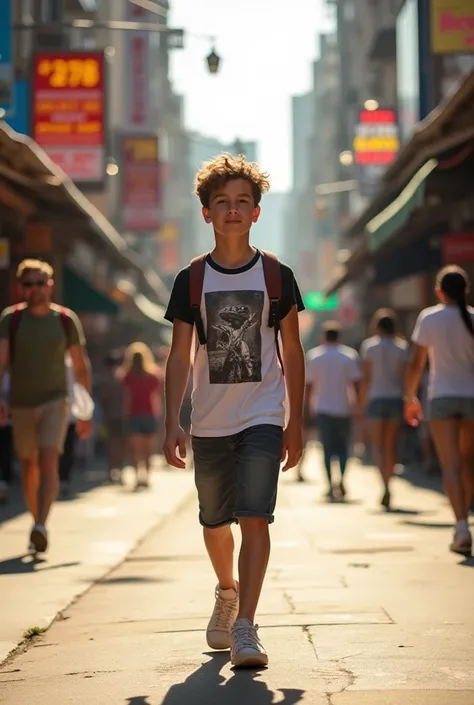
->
xmin=163 ymin=320 xmax=193 ymax=468
xmin=280 ymin=306 xmax=305 ymax=470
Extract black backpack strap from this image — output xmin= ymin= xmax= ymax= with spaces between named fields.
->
xmin=189 ymin=254 xmax=207 ymax=345
xmin=8 ymin=304 xmax=26 ymax=363
xmin=261 ymin=250 xmax=285 ymax=375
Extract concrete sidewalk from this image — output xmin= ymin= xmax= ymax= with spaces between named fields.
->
xmin=0 ymin=447 xmax=473 ymax=704
xmin=0 ymin=463 xmax=194 ymax=664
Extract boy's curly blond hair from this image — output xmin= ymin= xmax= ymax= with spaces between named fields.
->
xmin=194 ymin=153 xmax=270 ymax=208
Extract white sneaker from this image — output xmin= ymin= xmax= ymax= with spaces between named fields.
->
xmin=30 ymin=524 xmax=48 ymax=554
xmin=231 ymin=618 xmax=268 ymax=668
xmin=206 ymin=583 xmax=239 ymax=650
xmin=450 ymin=527 xmax=472 ymax=556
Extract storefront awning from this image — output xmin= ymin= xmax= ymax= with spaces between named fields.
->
xmin=0 ymin=121 xmax=169 ymax=305
xmin=63 ymin=266 xmax=119 ymax=316
xmin=341 ymin=71 xmax=474 ymax=243
xmin=366 ymin=159 xmax=437 ymax=252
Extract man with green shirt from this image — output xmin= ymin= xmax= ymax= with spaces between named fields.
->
xmin=0 ymin=259 xmax=92 ymax=554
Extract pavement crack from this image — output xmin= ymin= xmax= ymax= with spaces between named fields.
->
xmin=282 ymin=591 xmax=296 ymax=613
xmin=302 ymin=625 xmax=319 ymax=660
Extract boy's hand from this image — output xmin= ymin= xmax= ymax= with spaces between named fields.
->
xmin=281 ymin=419 xmax=303 ymax=472
xmin=163 ymin=425 xmax=187 ymax=469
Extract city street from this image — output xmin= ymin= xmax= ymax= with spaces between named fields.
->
xmin=0 ymin=462 xmax=194 ymax=665
xmin=1 ymin=447 xmax=473 ymax=704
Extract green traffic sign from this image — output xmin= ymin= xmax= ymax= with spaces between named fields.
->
xmin=303 ymin=291 xmax=339 ymax=311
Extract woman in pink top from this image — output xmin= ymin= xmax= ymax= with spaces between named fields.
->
xmin=121 ymin=342 xmax=163 ymax=489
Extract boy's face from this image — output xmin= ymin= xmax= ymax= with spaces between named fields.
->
xmin=203 ymin=178 xmax=260 ymax=237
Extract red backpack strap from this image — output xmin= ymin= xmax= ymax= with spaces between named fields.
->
xmin=8 ymin=304 xmax=27 ymax=362
xmin=189 ymin=254 xmax=208 ymax=345
xmin=261 ymin=251 xmax=285 ymax=375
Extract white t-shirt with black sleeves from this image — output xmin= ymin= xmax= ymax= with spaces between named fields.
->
xmin=165 ymin=251 xmax=304 ymax=437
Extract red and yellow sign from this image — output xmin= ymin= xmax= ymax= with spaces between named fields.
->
xmin=32 ymin=52 xmax=105 ymax=184
xmin=122 ymin=135 xmax=161 ymax=232
xmin=353 ymin=108 xmax=399 ymax=167
xmin=431 ymin=0 xmax=474 ymax=54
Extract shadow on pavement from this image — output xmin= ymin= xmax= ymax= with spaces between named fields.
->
xmin=0 ymin=554 xmax=80 ymax=575
xmin=459 ymin=556 xmax=474 ymax=568
xmin=401 ymin=519 xmax=455 ymax=529
xmin=0 ymin=458 xmax=112 ymax=526
xmin=398 ymin=462 xmax=443 ymax=496
xmin=157 ymin=652 xmax=305 ymax=705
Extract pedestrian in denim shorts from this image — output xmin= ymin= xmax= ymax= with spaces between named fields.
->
xmin=360 ymin=309 xmax=409 ymax=510
xmin=405 ymin=266 xmax=474 ymax=556
xmin=163 ymin=154 xmax=305 ymax=668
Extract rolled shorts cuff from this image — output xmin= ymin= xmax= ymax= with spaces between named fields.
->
xmin=234 ymin=509 xmax=275 ymax=524
xmin=198 ymin=515 xmax=237 ymax=529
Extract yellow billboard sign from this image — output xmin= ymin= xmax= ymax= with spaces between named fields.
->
xmin=431 ymin=0 xmax=474 ymax=54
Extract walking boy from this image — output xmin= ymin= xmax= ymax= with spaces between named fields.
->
xmin=0 ymin=259 xmax=92 ymax=553
xmin=163 ymin=154 xmax=305 ymax=667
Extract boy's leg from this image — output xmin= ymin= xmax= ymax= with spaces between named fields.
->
xmin=192 ymin=434 xmax=239 ymax=649
xmin=231 ymin=424 xmax=282 ymax=667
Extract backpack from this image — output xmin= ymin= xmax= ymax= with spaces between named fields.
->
xmin=9 ymin=304 xmax=72 ymax=362
xmin=189 ymin=250 xmax=285 ymax=374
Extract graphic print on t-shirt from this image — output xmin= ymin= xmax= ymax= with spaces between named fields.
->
xmin=205 ymin=290 xmax=264 ymax=384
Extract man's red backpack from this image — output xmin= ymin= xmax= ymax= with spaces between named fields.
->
xmin=8 ymin=304 xmax=72 ymax=362
xmin=189 ymin=250 xmax=285 ymax=374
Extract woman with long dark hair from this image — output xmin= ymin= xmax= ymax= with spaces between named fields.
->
xmin=360 ymin=309 xmax=408 ymax=509
xmin=405 ymin=266 xmax=474 ymax=555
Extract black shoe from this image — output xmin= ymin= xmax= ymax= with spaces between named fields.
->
xmin=381 ymin=488 xmax=391 ymax=509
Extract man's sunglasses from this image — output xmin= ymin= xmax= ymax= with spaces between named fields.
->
xmin=21 ymin=280 xmax=48 ymax=288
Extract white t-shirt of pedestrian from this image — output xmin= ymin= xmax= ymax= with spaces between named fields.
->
xmin=360 ymin=336 xmax=408 ymax=401
xmin=412 ymin=304 xmax=474 ymax=400
xmin=306 ymin=344 xmax=361 ymax=417
xmin=165 ymin=251 xmax=304 ymax=437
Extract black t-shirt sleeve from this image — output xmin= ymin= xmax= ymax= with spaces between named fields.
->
xmin=164 ymin=267 xmax=194 ymax=325
xmin=279 ymin=263 xmax=305 ymax=320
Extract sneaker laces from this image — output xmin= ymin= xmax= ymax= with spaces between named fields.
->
xmin=232 ymin=621 xmax=263 ymax=652
xmin=210 ymin=587 xmax=238 ymax=630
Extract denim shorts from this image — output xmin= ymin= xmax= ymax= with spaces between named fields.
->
xmin=127 ymin=416 xmax=158 ymax=436
xmin=191 ymin=424 xmax=283 ymax=528
xmin=366 ymin=397 xmax=404 ymax=421
xmin=429 ymin=397 xmax=474 ymax=421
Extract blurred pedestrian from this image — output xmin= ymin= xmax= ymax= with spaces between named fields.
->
xmin=0 ymin=259 xmax=92 ymax=554
xmin=0 ymin=371 xmax=13 ymax=504
xmin=99 ymin=351 xmax=125 ymax=482
xmin=121 ymin=342 xmax=162 ymax=489
xmin=405 ymin=265 xmax=474 ymax=556
xmin=360 ymin=309 xmax=408 ymax=510
xmin=306 ymin=321 xmax=361 ymax=501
